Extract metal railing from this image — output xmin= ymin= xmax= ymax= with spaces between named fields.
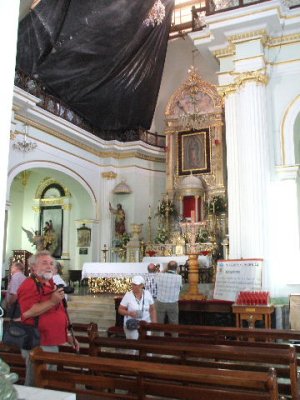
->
xmin=14 ymin=69 xmax=166 ymax=148
xmin=169 ymin=0 xmax=300 ymax=39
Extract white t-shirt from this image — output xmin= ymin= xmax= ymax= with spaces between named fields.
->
xmin=120 ymin=290 xmax=154 ymax=326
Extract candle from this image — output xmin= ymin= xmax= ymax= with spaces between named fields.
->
xmin=191 ymin=210 xmax=195 ymax=223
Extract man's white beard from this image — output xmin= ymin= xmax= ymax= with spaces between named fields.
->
xmin=36 ymin=271 xmax=53 ymax=280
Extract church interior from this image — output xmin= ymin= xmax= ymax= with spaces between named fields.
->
xmin=1 ymin=0 xmax=300 ymax=397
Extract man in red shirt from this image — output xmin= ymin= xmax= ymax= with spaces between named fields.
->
xmin=18 ymin=250 xmax=79 ymax=386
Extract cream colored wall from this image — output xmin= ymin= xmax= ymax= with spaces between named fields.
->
xmin=5 ymin=89 xmax=166 ymax=272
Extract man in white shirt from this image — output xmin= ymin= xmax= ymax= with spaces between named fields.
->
xmin=155 ymin=261 xmax=182 ymax=324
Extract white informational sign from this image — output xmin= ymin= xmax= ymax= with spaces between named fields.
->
xmin=213 ymin=259 xmax=263 ymax=302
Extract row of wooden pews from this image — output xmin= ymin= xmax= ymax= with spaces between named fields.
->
xmin=2 ymin=321 xmax=300 ymax=399
xmin=31 ymin=347 xmax=279 ymax=400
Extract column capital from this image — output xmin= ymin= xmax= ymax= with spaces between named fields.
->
xmin=217 ymin=84 xmax=237 ymax=99
xmin=234 ymin=71 xmax=269 ymax=88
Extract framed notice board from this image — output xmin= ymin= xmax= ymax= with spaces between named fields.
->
xmin=213 ymin=259 xmax=263 ymax=302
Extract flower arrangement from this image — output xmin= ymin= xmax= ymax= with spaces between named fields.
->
xmin=206 ymin=195 xmax=227 ymax=215
xmin=113 ymin=232 xmax=130 ymax=248
xmin=196 ymin=229 xmax=210 ymax=243
xmin=154 ymin=227 xmax=169 ymax=244
xmin=156 ymin=199 xmax=177 ymax=218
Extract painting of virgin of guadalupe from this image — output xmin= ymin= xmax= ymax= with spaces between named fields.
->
xmin=178 ymin=129 xmax=211 ymax=176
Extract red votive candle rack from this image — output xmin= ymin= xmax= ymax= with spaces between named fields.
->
xmin=236 ymin=291 xmax=270 ymax=306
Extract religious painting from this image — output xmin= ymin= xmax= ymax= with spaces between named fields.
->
xmin=39 ymin=206 xmax=63 ymax=258
xmin=77 ymin=224 xmax=91 ymax=247
xmin=178 ymin=129 xmax=211 ymax=176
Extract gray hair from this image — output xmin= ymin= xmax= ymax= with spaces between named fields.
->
xmin=28 ymin=250 xmax=53 ymax=269
xmin=12 ymin=261 xmax=25 ymax=272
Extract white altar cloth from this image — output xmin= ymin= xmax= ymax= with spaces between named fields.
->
xmin=142 ymin=255 xmax=210 ymax=269
xmin=82 ymin=262 xmax=149 ymax=279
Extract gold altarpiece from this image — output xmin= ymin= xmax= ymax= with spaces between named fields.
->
xmin=163 ymin=68 xmax=227 ymax=300
xmin=164 ymin=67 xmax=226 ymax=205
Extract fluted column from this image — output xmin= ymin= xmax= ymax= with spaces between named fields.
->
xmin=100 ymin=171 xmax=117 ymax=261
xmin=62 ymin=201 xmax=71 ymax=259
xmin=222 ymin=87 xmax=241 ymax=258
xmin=236 ymin=74 xmax=269 ymax=257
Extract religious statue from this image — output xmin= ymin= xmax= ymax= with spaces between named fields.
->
xmin=109 ymin=202 xmax=126 ymax=237
xmin=22 ymin=220 xmax=57 ymax=255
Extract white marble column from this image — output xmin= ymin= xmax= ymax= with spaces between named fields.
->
xmin=62 ymin=202 xmax=71 ymax=259
xmin=0 ymin=2 xmax=20 ymax=291
xmin=223 ymin=89 xmax=242 ymax=258
xmin=100 ymin=171 xmax=117 ymax=261
xmin=236 ymin=77 xmax=269 ymax=257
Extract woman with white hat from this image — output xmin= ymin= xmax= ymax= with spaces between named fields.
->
xmin=118 ymin=275 xmax=157 ymax=340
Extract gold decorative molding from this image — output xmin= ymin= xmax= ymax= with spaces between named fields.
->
xmin=217 ymin=84 xmax=237 ymax=99
xmin=234 ymin=71 xmax=269 ymax=88
xmin=63 ymin=204 xmax=72 ymax=211
xmin=32 ymin=206 xmax=40 ymax=213
xmin=227 ymin=29 xmax=268 ymax=45
xmin=213 ymin=44 xmax=235 ymax=58
xmin=165 ymin=68 xmax=223 ymax=119
xmin=38 ymin=198 xmax=65 ymax=206
xmin=18 ymin=171 xmax=31 ymax=187
xmin=35 ymin=177 xmax=71 ymax=199
xmin=14 ymin=115 xmax=165 ymax=163
xmin=101 ymin=171 xmax=117 ymax=180
xmin=267 ymin=33 xmax=300 ymax=48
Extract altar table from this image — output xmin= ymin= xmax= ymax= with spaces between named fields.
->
xmin=81 ymin=262 xmax=149 ymax=279
xmin=82 ymin=262 xmax=149 ymax=293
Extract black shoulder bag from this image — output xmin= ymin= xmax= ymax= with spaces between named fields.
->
xmin=126 ymin=292 xmax=144 ymax=331
xmin=2 ymin=277 xmax=41 ymax=350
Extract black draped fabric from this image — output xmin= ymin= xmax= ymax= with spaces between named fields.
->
xmin=16 ymin=0 xmax=174 ymax=138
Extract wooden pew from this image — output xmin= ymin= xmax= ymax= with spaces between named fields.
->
xmin=139 ymin=322 xmax=300 ymax=343
xmin=31 ymin=348 xmax=280 ymax=400
xmin=89 ymin=335 xmax=298 ymax=399
xmin=0 ymin=342 xmax=25 ymax=384
xmin=59 ymin=322 xmax=98 ymax=354
xmin=0 ymin=321 xmax=98 ymax=383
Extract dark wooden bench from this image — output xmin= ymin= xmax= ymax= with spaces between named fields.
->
xmin=89 ymin=335 xmax=298 ymax=399
xmin=0 ymin=321 xmax=98 ymax=383
xmin=139 ymin=322 xmax=300 ymax=364
xmin=31 ymin=348 xmax=280 ymax=400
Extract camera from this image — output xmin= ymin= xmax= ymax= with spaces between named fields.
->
xmin=56 ymin=284 xmax=75 ymax=294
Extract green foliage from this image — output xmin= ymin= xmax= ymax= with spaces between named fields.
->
xmin=114 ymin=232 xmax=130 ymax=248
xmin=196 ymin=229 xmax=210 ymax=243
xmin=155 ymin=199 xmax=177 ymax=218
xmin=154 ymin=227 xmax=169 ymax=244
xmin=207 ymin=195 xmax=227 ymax=214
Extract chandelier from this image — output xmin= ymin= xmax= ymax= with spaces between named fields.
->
xmin=13 ymin=121 xmax=37 ymax=153
xmin=143 ymin=0 xmax=165 ymax=27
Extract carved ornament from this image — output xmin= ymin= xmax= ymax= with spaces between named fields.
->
xmin=101 ymin=171 xmax=117 ymax=180
xmin=234 ymin=71 xmax=269 ymax=88
xmin=35 ymin=177 xmax=71 ymax=199
xmin=165 ymin=67 xmax=223 ymax=133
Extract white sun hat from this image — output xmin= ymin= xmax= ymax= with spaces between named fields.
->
xmin=132 ymin=275 xmax=145 ymax=285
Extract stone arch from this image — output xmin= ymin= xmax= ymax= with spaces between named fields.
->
xmin=7 ymin=160 xmax=97 ymax=215
xmin=281 ymin=94 xmax=300 ymax=166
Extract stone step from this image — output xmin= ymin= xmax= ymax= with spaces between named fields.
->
xmin=66 ymin=293 xmax=117 ymax=331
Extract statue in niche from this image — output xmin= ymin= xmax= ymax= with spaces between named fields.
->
xmin=109 ymin=202 xmax=126 ymax=237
